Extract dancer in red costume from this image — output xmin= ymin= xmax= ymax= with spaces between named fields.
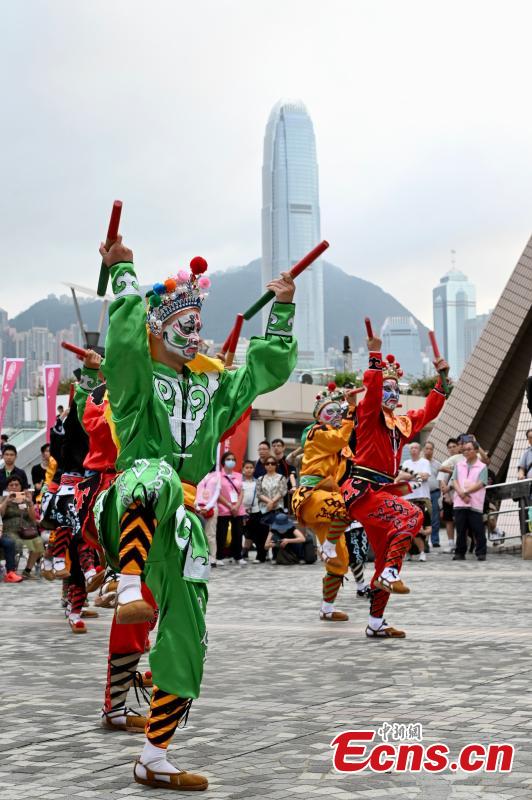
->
xmin=74 ymin=349 xmax=156 ymax=731
xmin=339 ymin=333 xmax=449 ymax=639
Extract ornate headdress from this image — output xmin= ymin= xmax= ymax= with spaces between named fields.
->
xmin=382 ymin=354 xmax=404 ymax=381
xmin=146 ymin=257 xmax=210 ymax=335
xmin=313 ymin=382 xmax=345 ymax=420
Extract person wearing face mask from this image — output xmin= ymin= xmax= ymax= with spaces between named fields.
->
xmin=96 ymin=236 xmax=297 ymax=791
xmin=292 ymin=382 xmax=360 ymax=622
xmin=215 ymin=451 xmax=246 ymax=565
xmin=339 ymin=334 xmax=449 ymax=639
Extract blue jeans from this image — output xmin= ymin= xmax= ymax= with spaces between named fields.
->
xmin=430 ymin=489 xmax=441 ymax=545
xmin=0 ymin=535 xmax=17 ymax=572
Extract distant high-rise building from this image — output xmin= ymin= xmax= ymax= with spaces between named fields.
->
xmin=433 ymin=268 xmax=476 ymax=377
xmin=464 ymin=312 xmax=491 ymax=362
xmin=381 ymin=316 xmax=424 ymax=378
xmin=262 ymin=99 xmax=324 ymax=367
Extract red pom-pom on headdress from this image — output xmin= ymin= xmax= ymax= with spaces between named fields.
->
xmin=327 ymin=382 xmax=337 ymax=391
xmin=386 ymin=354 xmax=395 ymax=363
xmin=190 ymin=256 xmax=208 ymax=275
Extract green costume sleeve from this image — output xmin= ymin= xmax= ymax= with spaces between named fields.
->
xmin=213 ymin=301 xmax=297 ymax=437
xmin=74 ymin=367 xmax=100 ymax=432
xmin=101 ymin=261 xmax=153 ymax=432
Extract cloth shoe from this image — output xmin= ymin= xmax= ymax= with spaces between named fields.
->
xmin=365 ymin=619 xmax=406 ymax=639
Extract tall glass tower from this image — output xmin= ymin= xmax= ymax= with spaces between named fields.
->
xmin=433 ymin=268 xmax=477 ymax=377
xmin=262 ymin=99 xmax=324 ymax=366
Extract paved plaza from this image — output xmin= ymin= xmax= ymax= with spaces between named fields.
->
xmin=2 ymin=549 xmax=532 ymax=799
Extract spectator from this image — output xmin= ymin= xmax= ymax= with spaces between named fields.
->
xmin=257 ymin=458 xmax=287 ymax=528
xmin=31 ymin=443 xmax=51 ymax=494
xmin=517 ymin=429 xmax=532 ymax=480
xmin=253 ymin=440 xmax=271 ymax=479
xmin=423 ymin=440 xmax=442 ymax=548
xmin=437 ymin=437 xmax=463 ymax=552
xmin=265 ymin=513 xmax=306 ymax=564
xmin=0 ymin=514 xmax=23 ymax=583
xmin=450 ymin=440 xmax=488 ymax=561
xmin=195 ymin=468 xmax=221 ymax=567
xmin=402 ymin=442 xmax=432 ymax=561
xmin=1 ymin=433 xmax=8 ymax=453
xmin=241 ymin=460 xmax=269 ymax=563
xmin=0 ymin=476 xmax=44 ymax=578
xmin=271 ymin=438 xmax=297 ymax=509
xmin=0 ymin=445 xmax=29 ymax=493
xmin=216 ymin=451 xmax=247 ymax=566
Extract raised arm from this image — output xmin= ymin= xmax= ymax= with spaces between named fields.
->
xmin=213 ymin=272 xmax=298 ymax=437
xmin=99 ymin=238 xmax=153 ymax=423
xmin=356 ymin=335 xmax=385 ymax=426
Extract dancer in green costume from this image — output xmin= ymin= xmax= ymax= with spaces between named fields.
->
xmin=96 ymin=235 xmax=297 ymax=791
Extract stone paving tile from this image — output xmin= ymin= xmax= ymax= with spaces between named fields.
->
xmin=1 ymin=550 xmax=532 ymax=798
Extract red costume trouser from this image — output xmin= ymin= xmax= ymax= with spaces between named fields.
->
xmin=104 ymin=582 xmax=158 ymax=714
xmin=344 ymin=486 xmax=423 ymax=619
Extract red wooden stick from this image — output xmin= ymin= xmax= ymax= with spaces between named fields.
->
xmin=97 ymin=200 xmax=123 ymax=296
xmin=61 ymin=341 xmax=88 ymax=360
xmin=289 ymin=240 xmax=329 ymax=279
xmin=364 ymin=317 xmax=374 ymax=338
xmin=428 ymin=331 xmax=441 ymax=359
xmin=106 ymin=200 xmax=122 ymax=242
xmin=223 ymin=313 xmax=244 ymax=354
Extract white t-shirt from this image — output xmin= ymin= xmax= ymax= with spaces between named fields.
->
xmin=437 ymin=453 xmax=465 ymax=484
xmin=403 ymin=457 xmax=431 ymax=500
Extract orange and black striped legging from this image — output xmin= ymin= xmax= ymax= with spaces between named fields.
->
xmin=146 ymin=688 xmax=193 ymax=748
xmin=118 ymin=500 xmax=158 ymax=575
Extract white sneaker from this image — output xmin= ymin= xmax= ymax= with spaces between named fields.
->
xmin=237 ymin=559 xmax=247 ymax=566
xmin=216 ymin=559 xmax=226 ymax=566
xmin=418 ymin=552 xmax=426 ymax=562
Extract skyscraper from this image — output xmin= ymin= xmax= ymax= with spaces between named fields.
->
xmin=433 ymin=268 xmax=476 ymax=377
xmin=262 ymin=99 xmax=324 ymax=367
xmin=381 ymin=316 xmax=423 ymax=378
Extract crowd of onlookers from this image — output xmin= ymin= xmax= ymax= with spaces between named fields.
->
xmin=401 ymin=434 xmax=503 ymax=562
xmin=2 ymin=425 xmax=531 ymax=583
xmin=0 ymin=436 xmax=50 ymax=583
xmin=195 ymin=438 xmax=315 ymax=567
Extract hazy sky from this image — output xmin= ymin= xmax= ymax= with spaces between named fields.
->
xmin=2 ymin=0 xmax=532 ymax=327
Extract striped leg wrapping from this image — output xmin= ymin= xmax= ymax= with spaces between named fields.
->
xmin=104 ymin=651 xmax=142 ymax=713
xmin=53 ymin=527 xmax=72 ymax=558
xmin=118 ymin=501 xmax=157 ymax=575
xmin=326 ymin=518 xmax=346 ymax=545
xmin=68 ymin=584 xmax=86 ymax=615
xmin=351 ymin=562 xmax=364 ymax=584
xmin=385 ymin=532 xmax=413 ymax=572
xmin=370 ymin=588 xmax=389 ymax=619
xmin=322 ymin=573 xmax=343 ymax=603
xmin=146 ymin=688 xmax=193 ymax=749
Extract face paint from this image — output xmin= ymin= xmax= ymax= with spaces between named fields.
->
xmin=161 ymin=310 xmax=202 ymax=360
xmin=319 ymin=401 xmax=343 ymax=428
xmin=382 ymin=379 xmax=400 ymax=410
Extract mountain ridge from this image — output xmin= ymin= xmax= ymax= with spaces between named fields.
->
xmin=8 ymin=259 xmax=429 ymax=351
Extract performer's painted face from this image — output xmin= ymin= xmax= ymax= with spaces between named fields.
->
xmin=161 ymin=308 xmax=202 ymax=360
xmin=319 ymin=401 xmax=343 ymax=429
xmin=382 ymin=379 xmax=400 ymax=410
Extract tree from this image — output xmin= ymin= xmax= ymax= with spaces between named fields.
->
xmin=406 ymin=375 xmax=453 ymax=397
xmin=334 ymin=372 xmax=363 ymax=388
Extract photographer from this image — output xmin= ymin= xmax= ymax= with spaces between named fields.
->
xmin=265 ymin=513 xmax=306 ymax=565
xmin=0 ymin=476 xmax=43 ymax=579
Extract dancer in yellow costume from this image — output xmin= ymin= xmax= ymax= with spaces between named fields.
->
xmin=292 ymin=383 xmax=360 ymax=622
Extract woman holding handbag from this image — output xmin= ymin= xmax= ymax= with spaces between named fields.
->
xmin=216 ymin=451 xmax=247 ymax=565
xmin=256 ymin=459 xmax=288 ymax=528
xmin=0 ymin=475 xmax=43 ymax=579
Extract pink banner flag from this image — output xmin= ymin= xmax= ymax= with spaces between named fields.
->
xmin=0 ymin=358 xmax=25 ymax=433
xmin=43 ymin=364 xmax=62 ymax=440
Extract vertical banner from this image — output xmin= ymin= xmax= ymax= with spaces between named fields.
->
xmin=0 ymin=358 xmax=25 ymax=432
xmin=220 ymin=407 xmax=252 ymax=471
xmin=43 ymin=364 xmax=62 ymax=440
